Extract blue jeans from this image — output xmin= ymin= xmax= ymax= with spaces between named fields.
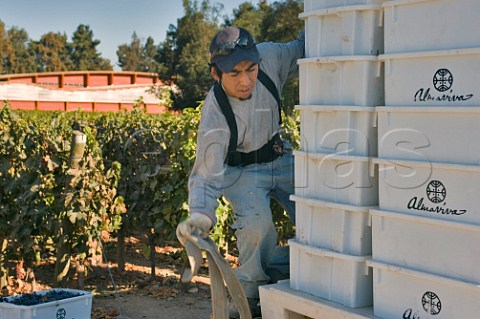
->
xmin=222 ymin=150 xmax=295 ymax=298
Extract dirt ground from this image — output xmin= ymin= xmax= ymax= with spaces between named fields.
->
xmin=4 ymin=233 xmax=224 ymax=319
xmin=87 ymin=235 xmax=216 ymax=319
xmin=87 ymin=235 xmax=215 ymax=319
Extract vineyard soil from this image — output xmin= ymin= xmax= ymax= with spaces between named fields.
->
xmin=5 ymin=233 xmax=218 ymax=319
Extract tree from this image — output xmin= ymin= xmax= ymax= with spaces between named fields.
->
xmin=169 ymin=0 xmax=218 ymax=108
xmin=227 ymin=0 xmax=269 ymax=40
xmin=155 ymin=24 xmax=178 ymax=79
xmin=0 ymin=21 xmax=32 ymax=74
xmin=5 ymin=27 xmax=37 ymax=74
xmin=117 ymin=33 xmax=162 ymax=73
xmin=260 ymin=0 xmax=304 ymax=115
xmin=117 ymin=32 xmax=143 ymax=71
xmin=31 ymin=31 xmax=72 ymax=72
xmin=260 ymin=0 xmax=304 ymax=43
xmin=69 ymin=24 xmax=112 ymax=71
xmin=0 ymin=21 xmax=7 ymax=74
xmin=139 ymin=36 xmax=158 ymax=73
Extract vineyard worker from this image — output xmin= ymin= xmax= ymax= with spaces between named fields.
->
xmin=177 ymin=26 xmax=304 ymax=318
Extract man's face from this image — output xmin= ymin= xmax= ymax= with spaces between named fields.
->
xmin=214 ymin=61 xmax=259 ymax=100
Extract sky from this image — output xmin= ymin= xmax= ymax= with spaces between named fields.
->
xmin=1 ymin=0 xmax=254 ymax=70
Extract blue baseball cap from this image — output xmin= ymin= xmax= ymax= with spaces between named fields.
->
xmin=209 ymin=26 xmax=260 ymax=73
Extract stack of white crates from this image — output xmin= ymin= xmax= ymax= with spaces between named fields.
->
xmin=368 ymin=1 xmax=480 ymax=318
xmin=260 ymin=1 xmax=385 ymax=318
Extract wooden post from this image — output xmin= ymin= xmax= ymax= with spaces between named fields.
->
xmin=54 ymin=131 xmax=86 ymax=287
xmin=69 ymin=131 xmax=86 ymax=169
xmin=0 ymin=238 xmax=8 ymax=289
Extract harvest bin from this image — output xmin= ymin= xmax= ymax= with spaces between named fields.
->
xmin=373 ymin=157 xmax=480 ymax=225
xmin=298 ymin=56 xmax=384 ymax=106
xmin=381 ymin=48 xmax=480 ymax=106
xmin=294 ymin=151 xmax=378 ymax=206
xmin=297 ymin=105 xmax=377 ymax=156
xmin=292 ymin=195 xmax=373 ymax=256
xmin=300 ymin=3 xmax=384 ymax=57
xmin=368 ymin=260 xmax=480 ymax=319
xmin=370 ymin=208 xmax=480 ymax=283
xmin=376 ymin=106 xmax=480 ymax=165
xmin=383 ymin=0 xmax=480 ymax=53
xmin=0 ymin=289 xmax=93 ymax=319
xmin=289 ymin=239 xmax=373 ymax=308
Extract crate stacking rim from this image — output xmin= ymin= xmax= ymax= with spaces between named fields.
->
xmin=304 ymin=0 xmax=388 ymax=12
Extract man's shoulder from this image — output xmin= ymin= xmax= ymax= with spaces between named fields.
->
xmin=257 ymin=41 xmax=278 ymax=57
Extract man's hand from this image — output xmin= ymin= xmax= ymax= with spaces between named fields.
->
xmin=176 ymin=213 xmax=213 ymax=245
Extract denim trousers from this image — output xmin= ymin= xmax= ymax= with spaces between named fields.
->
xmin=222 ymin=151 xmax=295 ymax=299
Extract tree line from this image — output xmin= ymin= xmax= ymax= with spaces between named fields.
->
xmin=0 ymin=0 xmax=303 ymax=109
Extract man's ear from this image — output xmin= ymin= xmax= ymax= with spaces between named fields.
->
xmin=211 ymin=66 xmax=220 ymax=82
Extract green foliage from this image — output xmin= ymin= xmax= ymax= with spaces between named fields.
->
xmin=1 ymin=0 xmax=304 ymax=110
xmin=69 ymin=24 xmax=112 ymax=71
xmin=4 ymin=26 xmax=36 ymax=74
xmin=97 ymin=104 xmax=201 ymax=244
xmin=227 ymin=0 xmax=270 ymax=39
xmin=260 ymin=0 xmax=304 ymax=43
xmin=0 ymin=0 xmax=304 ymax=279
xmin=117 ymin=32 xmax=143 ymax=71
xmin=141 ymin=37 xmax=160 ymax=73
xmin=172 ymin=0 xmax=218 ymax=108
xmin=0 ymin=105 xmax=125 ymax=284
xmin=0 ymin=94 xmax=300 ymax=281
xmin=31 ymin=31 xmax=73 ymax=72
xmin=0 ymin=19 xmax=112 ymax=74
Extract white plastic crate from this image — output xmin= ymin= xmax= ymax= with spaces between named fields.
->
xmin=384 ymin=0 xmax=480 ymax=54
xmin=370 ymin=208 xmax=480 ymax=283
xmin=292 ymin=195 xmax=372 ymax=255
xmin=304 ymin=0 xmax=387 ymax=11
xmin=289 ymin=239 xmax=373 ymax=308
xmin=374 ymin=157 xmax=480 ymax=225
xmin=381 ymin=48 xmax=480 ymax=106
xmin=299 ymin=56 xmax=384 ymax=106
xmin=377 ymin=106 xmax=480 ymax=165
xmin=0 ymin=289 xmax=93 ymax=319
xmin=294 ymin=151 xmax=378 ymax=206
xmin=300 ymin=4 xmax=384 ymax=57
xmin=368 ymin=260 xmax=480 ymax=319
xmin=297 ymin=105 xmax=377 ymax=156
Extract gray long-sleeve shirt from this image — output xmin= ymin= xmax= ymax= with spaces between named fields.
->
xmin=188 ymin=32 xmax=305 ymax=223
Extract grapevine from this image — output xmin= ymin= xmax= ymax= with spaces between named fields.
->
xmin=0 ymin=101 xmax=298 ymax=287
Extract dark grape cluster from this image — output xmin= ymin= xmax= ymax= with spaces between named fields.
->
xmin=0 ymin=290 xmax=84 ymax=306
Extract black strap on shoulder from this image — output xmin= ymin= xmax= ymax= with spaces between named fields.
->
xmin=257 ymin=69 xmax=282 ymax=125
xmin=213 ymin=81 xmax=238 ymax=159
xmin=213 ymin=69 xmax=283 ymax=166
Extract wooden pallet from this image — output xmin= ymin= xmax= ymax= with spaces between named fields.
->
xmin=259 ymin=280 xmax=378 ymax=319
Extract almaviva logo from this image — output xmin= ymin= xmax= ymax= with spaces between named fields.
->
xmin=414 ymin=68 xmax=474 ymax=102
xmin=402 ymin=291 xmax=443 ymax=318
xmin=406 ymin=180 xmax=467 ymax=216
